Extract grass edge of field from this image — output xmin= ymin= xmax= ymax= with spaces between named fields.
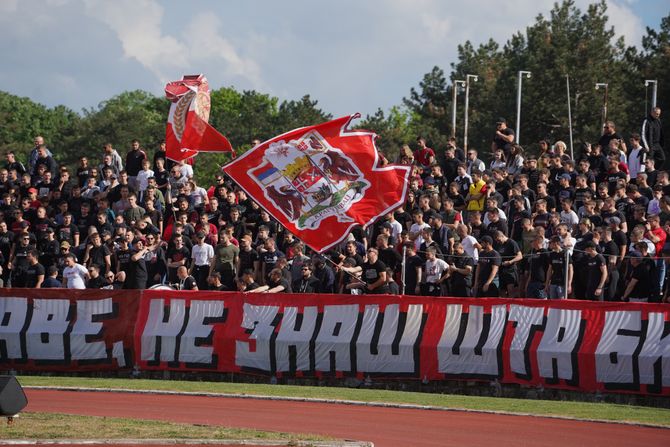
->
xmin=1 ymin=411 xmax=331 ymax=442
xmin=17 ymin=376 xmax=670 ymax=427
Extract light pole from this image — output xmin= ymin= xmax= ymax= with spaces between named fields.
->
xmin=595 ymin=82 xmax=608 ymax=128
xmin=645 ymin=79 xmax=658 ymax=111
xmin=463 ymin=74 xmax=478 ymax=151
xmin=451 ymin=80 xmax=465 ymax=139
xmin=515 ymin=70 xmax=531 ymax=145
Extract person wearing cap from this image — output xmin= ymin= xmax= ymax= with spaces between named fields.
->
xmin=473 ymin=235 xmax=501 ymax=297
xmin=582 ymin=241 xmax=607 ymax=301
xmin=492 ymin=118 xmax=515 ymax=160
xmin=622 ymin=251 xmax=653 ymax=302
xmin=312 ymin=254 xmax=335 ymax=294
xmin=493 ymin=230 xmax=522 ymax=297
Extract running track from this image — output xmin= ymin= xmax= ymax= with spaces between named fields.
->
xmin=25 ymin=389 xmax=670 ymax=447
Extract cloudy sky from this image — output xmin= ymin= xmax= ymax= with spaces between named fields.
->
xmin=0 ymin=0 xmax=666 ymax=118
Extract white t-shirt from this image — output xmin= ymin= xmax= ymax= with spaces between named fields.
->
xmin=191 ymin=243 xmax=214 ymax=266
xmin=137 ymin=169 xmax=155 ymax=192
xmin=628 ymin=147 xmax=645 ymax=179
xmin=460 ymin=235 xmax=479 ymax=263
xmin=425 ymin=258 xmax=449 ymax=283
xmin=63 ymin=263 xmax=88 ymax=289
xmin=180 ymin=163 xmax=194 ymax=179
xmin=409 ymin=222 xmax=431 ymax=250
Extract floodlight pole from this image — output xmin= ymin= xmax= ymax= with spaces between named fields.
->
xmin=515 ymin=71 xmax=531 ymax=145
xmin=566 ymin=75 xmax=574 ymax=160
xmin=645 ymin=80 xmax=658 ymax=111
xmin=451 ymin=80 xmax=465 ymax=139
xmin=595 ymin=83 xmax=609 ymax=128
xmin=463 ymin=74 xmax=478 ymax=151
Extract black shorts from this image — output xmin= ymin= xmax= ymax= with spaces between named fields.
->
xmin=499 ymin=270 xmax=518 ymax=288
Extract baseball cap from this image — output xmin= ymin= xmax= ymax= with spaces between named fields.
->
xmin=28 ymin=187 xmax=38 ymax=194
xmin=628 ymin=250 xmax=642 ymax=258
xmin=560 ymin=173 xmax=571 ymax=181
xmin=480 ymin=235 xmax=493 ymax=245
xmin=606 ymin=216 xmax=621 ymax=225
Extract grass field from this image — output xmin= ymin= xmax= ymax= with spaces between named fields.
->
xmin=18 ymin=376 xmax=670 ymax=427
xmin=1 ymin=412 xmax=329 ymax=442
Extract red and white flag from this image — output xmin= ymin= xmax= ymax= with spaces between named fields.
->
xmin=165 ymin=74 xmax=234 ymax=162
xmin=223 ymin=114 xmax=411 ymax=253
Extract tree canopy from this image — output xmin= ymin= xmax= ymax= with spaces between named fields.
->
xmin=0 ymin=1 xmax=667 ymax=174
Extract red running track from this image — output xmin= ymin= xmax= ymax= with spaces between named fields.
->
xmin=25 ymin=389 xmax=670 ymax=447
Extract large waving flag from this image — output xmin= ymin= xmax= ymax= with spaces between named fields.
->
xmin=165 ymin=74 xmax=234 ymax=162
xmin=223 ymin=114 xmax=411 ymax=253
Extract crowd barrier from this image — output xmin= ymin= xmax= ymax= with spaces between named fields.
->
xmin=0 ymin=288 xmax=668 ymax=396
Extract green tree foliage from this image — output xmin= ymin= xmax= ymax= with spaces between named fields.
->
xmin=0 ymin=91 xmax=80 ymax=163
xmin=0 ymin=0 xmax=666 ymax=175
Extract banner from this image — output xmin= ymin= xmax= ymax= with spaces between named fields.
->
xmin=165 ymin=74 xmax=234 ymax=162
xmin=222 ymin=115 xmax=411 ymax=253
xmin=2 ymin=289 xmax=669 ymax=396
xmin=0 ymin=289 xmax=139 ymax=371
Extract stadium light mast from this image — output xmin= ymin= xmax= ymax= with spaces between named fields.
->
xmin=595 ymin=82 xmax=609 ymax=128
xmin=451 ymin=80 xmax=466 ymax=139
xmin=463 ymin=74 xmax=478 ymax=151
xmin=515 ymin=70 xmax=531 ymax=145
xmin=645 ymin=79 xmax=658 ymax=111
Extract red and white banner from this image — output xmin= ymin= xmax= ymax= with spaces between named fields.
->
xmin=165 ymin=74 xmax=234 ymax=162
xmin=2 ymin=289 xmax=669 ymax=396
xmin=0 ymin=289 xmax=138 ymax=371
xmin=222 ymin=115 xmax=411 ymax=253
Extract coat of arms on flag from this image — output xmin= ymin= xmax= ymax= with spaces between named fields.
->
xmin=224 ymin=114 xmax=411 ymax=253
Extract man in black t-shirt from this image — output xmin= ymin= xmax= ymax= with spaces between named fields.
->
xmin=545 ymin=236 xmax=572 ymax=300
xmin=177 ymin=265 xmax=198 ymax=290
xmin=292 ymin=261 xmax=322 ymax=293
xmin=402 ymin=243 xmax=423 ymax=296
xmin=622 ymin=251 xmax=652 ymax=302
xmin=583 ymin=241 xmax=608 ymax=301
xmin=526 ymin=236 xmax=548 ymax=299
xmin=447 ymin=242 xmax=474 ymax=297
xmin=474 ymin=236 xmax=501 ymax=297
xmin=491 ymin=118 xmax=515 ymax=159
xmin=24 ymin=249 xmax=45 ymax=288
xmin=361 ymin=248 xmax=389 ymax=294
xmin=494 ymin=231 xmax=522 ymax=297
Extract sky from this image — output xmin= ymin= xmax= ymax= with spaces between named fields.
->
xmin=0 ymin=0 xmax=666 ymax=118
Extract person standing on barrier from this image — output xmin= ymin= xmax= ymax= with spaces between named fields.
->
xmin=447 ymin=241 xmax=473 ymax=297
xmin=473 ymin=236 xmax=500 ymax=297
xmin=544 ymin=236 xmax=572 ymax=299
xmin=583 ymin=241 xmax=608 ymax=301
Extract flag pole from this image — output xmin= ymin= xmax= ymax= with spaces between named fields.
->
xmin=401 ymin=245 xmax=407 ymax=295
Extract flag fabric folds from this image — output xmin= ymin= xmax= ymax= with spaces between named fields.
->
xmin=223 ymin=114 xmax=411 ymax=253
xmin=165 ymin=74 xmax=234 ymax=162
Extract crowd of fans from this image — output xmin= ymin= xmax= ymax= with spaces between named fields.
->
xmin=0 ymin=107 xmax=667 ymax=303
